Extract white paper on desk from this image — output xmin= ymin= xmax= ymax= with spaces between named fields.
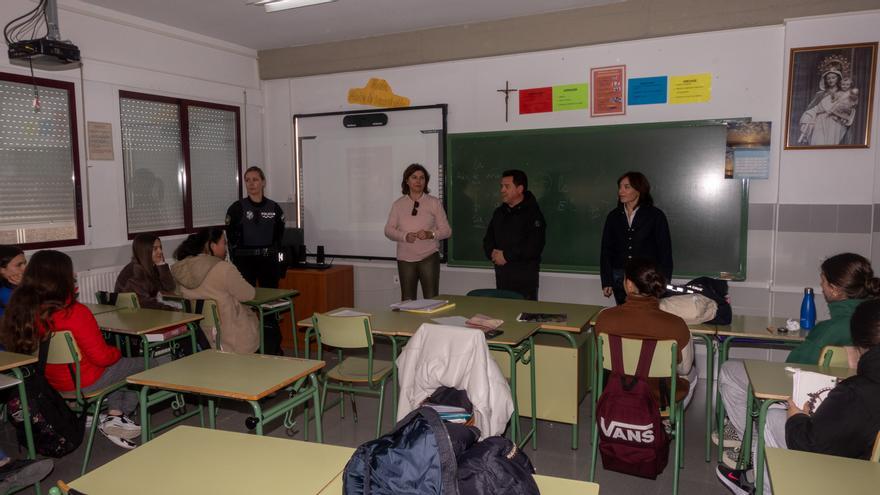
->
xmin=431 ymin=316 xmax=469 ymax=327
xmin=329 ymin=309 xmax=371 ymax=317
xmin=390 ymin=299 xmax=447 ymax=311
xmin=791 ymin=369 xmax=838 ymax=413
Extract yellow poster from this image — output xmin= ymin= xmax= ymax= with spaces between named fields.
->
xmin=669 ymin=73 xmax=712 ymax=104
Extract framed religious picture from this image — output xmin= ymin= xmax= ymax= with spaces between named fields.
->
xmin=784 ymin=42 xmax=877 ymax=149
xmin=590 ymin=65 xmax=626 ymax=117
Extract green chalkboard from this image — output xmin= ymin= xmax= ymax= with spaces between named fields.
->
xmin=446 ymin=120 xmax=748 ymax=279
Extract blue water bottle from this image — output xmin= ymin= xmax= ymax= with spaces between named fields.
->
xmin=800 ymin=288 xmax=816 ymax=330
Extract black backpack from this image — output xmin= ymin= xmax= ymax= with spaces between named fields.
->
xmin=457 ymin=436 xmax=539 ymax=495
xmin=665 ymin=276 xmax=732 ymax=325
xmin=6 ymin=339 xmax=86 ymax=458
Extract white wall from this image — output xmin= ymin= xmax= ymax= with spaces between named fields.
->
xmin=1 ymin=0 xmax=262 ymax=269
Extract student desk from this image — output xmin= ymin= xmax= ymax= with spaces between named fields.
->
xmin=741 ymin=360 xmax=855 ymax=495
xmin=243 ymin=287 xmax=299 ymax=355
xmin=0 ymin=352 xmax=37 ymax=461
xmin=128 ymin=350 xmax=325 ymax=442
xmin=82 ymin=302 xmax=121 ymax=315
xmin=765 ymin=447 xmax=880 ymax=495
xmin=92 ymin=308 xmax=203 ymax=369
xmin=67 ymin=426 xmax=352 ymax=495
xmin=713 ymin=314 xmax=797 ymax=461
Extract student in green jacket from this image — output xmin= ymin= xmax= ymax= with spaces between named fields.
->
xmin=715 ymin=252 xmax=880 ymax=478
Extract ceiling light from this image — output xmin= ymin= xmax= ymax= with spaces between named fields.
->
xmin=247 ymin=0 xmax=337 ymax=13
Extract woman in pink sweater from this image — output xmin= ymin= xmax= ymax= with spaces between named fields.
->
xmin=384 ymin=164 xmax=452 ymax=300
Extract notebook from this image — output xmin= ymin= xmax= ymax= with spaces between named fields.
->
xmin=790 ymin=368 xmax=839 ymax=413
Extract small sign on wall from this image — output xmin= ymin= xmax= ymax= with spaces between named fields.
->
xmin=87 ymin=121 xmax=114 ymax=160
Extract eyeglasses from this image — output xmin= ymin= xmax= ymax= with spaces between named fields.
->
xmin=411 ymin=201 xmax=420 ymax=216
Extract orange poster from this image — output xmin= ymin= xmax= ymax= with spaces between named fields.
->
xmin=590 ymin=65 xmax=626 ymax=117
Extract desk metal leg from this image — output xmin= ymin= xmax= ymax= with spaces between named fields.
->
xmin=739 ymin=383 xmax=755 ymax=470
xmin=257 ymin=308 xmax=266 ymax=354
xmin=693 ymin=334 xmax=715 ymax=462
xmin=754 ymin=399 xmax=778 ymax=495
xmin=527 ymin=336 xmax=537 ymax=450
xmin=716 ymin=336 xmax=734 ymax=462
xmin=389 ymin=336 xmax=400 ymax=419
xmin=287 ymin=300 xmax=298 ymax=358
xmin=310 ymin=373 xmax=324 ymax=443
xmin=207 ymin=399 xmax=216 ymax=429
xmin=140 ymin=386 xmax=151 ymax=443
xmin=12 ymin=368 xmax=36 ymax=467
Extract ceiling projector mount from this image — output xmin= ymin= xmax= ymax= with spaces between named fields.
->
xmin=5 ymin=0 xmax=81 ymax=71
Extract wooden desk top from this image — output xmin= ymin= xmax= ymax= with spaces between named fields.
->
xmin=82 ymin=302 xmax=121 ymax=315
xmin=766 ymin=447 xmax=880 ymax=495
xmin=743 ymin=359 xmax=856 ymax=401
xmin=70 ymin=426 xmax=354 ymax=495
xmin=716 ymin=314 xmax=799 ymax=340
xmin=534 ymin=475 xmax=600 ymax=494
xmin=244 ymin=287 xmax=300 ymax=306
xmin=94 ymin=308 xmax=203 ymax=335
xmin=0 ymin=351 xmax=37 ymax=372
xmin=127 ymin=350 xmax=325 ymax=401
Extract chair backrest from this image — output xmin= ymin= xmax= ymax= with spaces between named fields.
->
xmin=819 ymin=345 xmax=850 ymax=367
xmin=45 ymin=331 xmax=80 ymax=366
xmin=312 ymin=313 xmax=373 ymax=349
xmin=95 ymin=291 xmax=139 ymax=309
xmin=597 ymin=334 xmax=677 ymax=378
xmin=183 ymin=298 xmax=222 ymax=349
xmin=466 ymin=288 xmax=525 ymax=300
xmin=871 ymin=430 xmax=880 ymax=463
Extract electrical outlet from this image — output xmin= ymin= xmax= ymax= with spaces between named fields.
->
xmin=393 ymin=275 xmax=400 ymax=285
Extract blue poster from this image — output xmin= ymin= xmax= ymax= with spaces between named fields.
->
xmin=629 ymin=76 xmax=668 ymax=105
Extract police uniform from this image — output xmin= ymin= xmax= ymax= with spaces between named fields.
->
xmin=226 ymin=196 xmax=286 ymax=353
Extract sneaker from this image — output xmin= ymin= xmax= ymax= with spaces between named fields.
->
xmin=99 ymin=413 xmax=141 ymax=440
xmin=722 ymin=447 xmax=744 ymax=469
xmin=0 ymin=459 xmax=54 ymax=492
xmin=104 ymin=434 xmax=137 ymax=450
xmin=712 ymin=421 xmax=742 ymax=448
xmin=716 ymin=465 xmax=754 ymax=495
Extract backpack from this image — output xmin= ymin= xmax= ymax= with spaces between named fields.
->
xmin=595 ymin=335 xmax=670 ymax=479
xmin=6 ymin=339 xmax=86 ymax=458
xmin=457 ymin=437 xmax=539 ymax=495
xmin=664 ymin=276 xmax=731 ymax=325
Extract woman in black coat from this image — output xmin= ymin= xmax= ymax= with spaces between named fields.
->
xmin=599 ymin=172 xmax=672 ymax=305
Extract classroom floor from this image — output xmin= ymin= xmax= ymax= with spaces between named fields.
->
xmin=2 ymin=348 xmax=728 ymax=495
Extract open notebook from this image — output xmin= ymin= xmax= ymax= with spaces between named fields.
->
xmin=790 ymin=368 xmax=839 ymax=413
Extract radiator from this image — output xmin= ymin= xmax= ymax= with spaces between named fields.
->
xmin=76 ymin=266 xmax=125 ymax=303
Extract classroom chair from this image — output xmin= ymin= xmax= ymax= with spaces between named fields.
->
xmin=590 ymin=334 xmax=684 ymax=495
xmin=47 ymin=331 xmax=130 ymax=475
xmin=819 ymin=345 xmax=850 ymax=367
xmin=95 ymin=291 xmax=140 ymax=355
xmin=466 ymin=288 xmax=525 ymax=299
xmin=309 ymin=313 xmax=392 ymax=438
xmin=181 ymin=298 xmax=223 ymax=351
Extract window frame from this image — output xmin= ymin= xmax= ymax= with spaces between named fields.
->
xmin=118 ymin=90 xmax=243 ymax=239
xmin=0 ymin=71 xmax=85 ymax=250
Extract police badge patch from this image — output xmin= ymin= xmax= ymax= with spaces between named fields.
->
xmin=246 ymin=210 xmax=254 ymax=220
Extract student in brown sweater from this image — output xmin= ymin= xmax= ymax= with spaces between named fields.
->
xmin=595 ymin=257 xmax=697 ymax=407
xmin=114 ymin=233 xmax=176 ymax=310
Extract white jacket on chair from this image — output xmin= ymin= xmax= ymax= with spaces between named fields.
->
xmin=396 ymin=323 xmax=514 ymax=439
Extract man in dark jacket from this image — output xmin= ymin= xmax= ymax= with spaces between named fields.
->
xmin=482 ymin=170 xmax=546 ymax=300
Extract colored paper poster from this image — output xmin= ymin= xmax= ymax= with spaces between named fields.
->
xmin=669 ymin=73 xmax=712 ymax=104
xmin=628 ymin=76 xmax=668 ymax=105
xmin=519 ymin=87 xmax=552 ymax=114
xmin=552 ymin=84 xmax=588 ymax=111
xmin=590 ymin=65 xmax=626 ymax=116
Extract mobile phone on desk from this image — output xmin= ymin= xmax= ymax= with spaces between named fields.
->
xmin=484 ymin=329 xmax=503 ymax=339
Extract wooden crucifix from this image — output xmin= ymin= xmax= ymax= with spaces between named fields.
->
xmin=496 ymin=80 xmax=518 ymax=123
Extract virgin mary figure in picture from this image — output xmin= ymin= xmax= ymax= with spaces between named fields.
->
xmin=797 ymin=55 xmax=860 ymax=146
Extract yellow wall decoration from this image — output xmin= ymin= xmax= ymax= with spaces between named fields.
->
xmin=347 ymin=78 xmax=410 ymax=108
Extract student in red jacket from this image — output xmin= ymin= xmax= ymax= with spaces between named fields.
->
xmin=1 ymin=250 xmax=143 ymax=449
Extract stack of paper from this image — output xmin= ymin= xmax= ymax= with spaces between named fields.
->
xmin=465 ymin=314 xmax=503 ymax=331
xmin=390 ymin=299 xmax=448 ymax=311
xmin=791 ymin=368 xmax=839 ymax=413
xmin=423 ymin=404 xmax=472 ymax=423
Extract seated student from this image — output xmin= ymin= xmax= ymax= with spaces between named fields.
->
xmin=718 ymin=253 xmax=880 ymax=461
xmin=0 ymin=245 xmax=26 ymax=318
xmin=114 ymin=233 xmax=176 ymax=310
xmin=0 ymin=250 xmax=143 ymax=449
xmin=717 ymin=297 xmax=880 ymax=495
xmin=171 ymin=228 xmax=259 ymax=354
xmin=594 ymin=257 xmax=697 ymax=408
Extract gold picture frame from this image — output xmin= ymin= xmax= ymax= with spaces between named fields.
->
xmin=784 ymin=42 xmax=877 ymax=149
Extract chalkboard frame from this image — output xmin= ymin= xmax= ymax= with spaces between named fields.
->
xmin=445 ymin=119 xmax=750 ymax=281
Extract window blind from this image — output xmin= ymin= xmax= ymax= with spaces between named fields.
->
xmin=0 ymin=79 xmax=78 ymax=244
xmin=120 ymin=97 xmax=185 ymax=233
xmin=188 ymin=106 xmax=239 ymax=228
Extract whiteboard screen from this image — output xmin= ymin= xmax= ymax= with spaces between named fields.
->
xmin=295 ymin=105 xmax=446 ymax=259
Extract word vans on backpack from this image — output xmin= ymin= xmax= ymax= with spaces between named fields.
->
xmin=594 ymin=335 xmax=670 ymax=479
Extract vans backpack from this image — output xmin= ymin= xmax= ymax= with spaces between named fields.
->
xmin=595 ymin=335 xmax=670 ymax=479
xmin=6 ymin=339 xmax=85 ymax=458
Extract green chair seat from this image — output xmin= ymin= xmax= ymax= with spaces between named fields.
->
xmin=328 ymin=357 xmax=393 ymax=383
